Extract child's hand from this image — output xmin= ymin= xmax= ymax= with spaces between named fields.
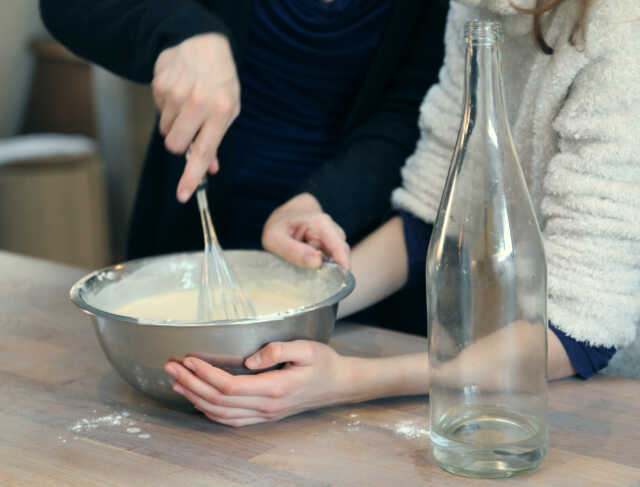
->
xmin=262 ymin=193 xmax=350 ymax=269
xmin=164 ymin=340 xmax=354 ymax=427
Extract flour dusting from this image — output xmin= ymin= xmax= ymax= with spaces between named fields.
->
xmin=63 ymin=410 xmax=152 ymax=442
xmin=393 ymin=420 xmax=430 ymax=440
xmin=70 ymin=413 xmax=128 ymax=432
xmin=346 ymin=413 xmax=361 ymax=431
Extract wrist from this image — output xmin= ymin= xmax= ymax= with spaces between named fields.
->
xmin=337 ymin=354 xmax=430 ymax=404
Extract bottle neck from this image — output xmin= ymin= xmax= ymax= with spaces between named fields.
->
xmin=462 ymin=38 xmax=509 ymax=146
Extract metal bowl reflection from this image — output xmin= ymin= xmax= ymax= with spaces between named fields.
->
xmin=70 ymin=250 xmax=354 ymax=407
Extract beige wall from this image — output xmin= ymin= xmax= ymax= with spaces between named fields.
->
xmin=0 ymin=0 xmax=48 ymax=137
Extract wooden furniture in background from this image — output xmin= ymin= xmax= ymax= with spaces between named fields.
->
xmin=0 ymin=153 xmax=110 ymax=268
xmin=22 ymin=39 xmax=96 ymax=137
xmin=1 ymin=251 xmax=639 ymax=486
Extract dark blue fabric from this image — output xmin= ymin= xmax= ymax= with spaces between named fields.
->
xmin=223 ymin=0 xmax=392 ymax=248
xmin=399 ymin=209 xmax=617 ymax=379
xmin=548 ymin=324 xmax=616 ymax=379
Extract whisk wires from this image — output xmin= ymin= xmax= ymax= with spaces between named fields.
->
xmin=195 ymin=177 xmax=256 ymax=321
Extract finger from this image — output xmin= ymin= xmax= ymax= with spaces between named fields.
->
xmin=205 ymin=113 xmax=235 ymax=175
xmin=245 ymin=340 xmax=317 ymax=370
xmin=204 ymin=414 xmax=268 ymax=427
xmin=164 ymin=101 xmax=207 ymax=155
xmin=176 ymin=118 xmax=227 ymax=202
xmin=151 ymin=67 xmax=174 ymax=112
xmin=182 ymin=357 xmax=294 ymax=398
xmin=337 ymin=225 xmax=347 ymax=241
xmin=262 ymin=224 xmax=323 ymax=268
xmin=207 ymin=157 xmax=219 ymax=174
xmin=313 ymin=222 xmax=350 ymax=269
xmin=165 ymin=361 xmax=225 ymax=404
xmin=158 ymin=102 xmax=180 ymax=137
xmin=168 ymin=366 xmax=286 ymax=412
xmin=173 ymin=383 xmax=263 ymax=419
xmin=156 ymin=76 xmax=191 ymax=136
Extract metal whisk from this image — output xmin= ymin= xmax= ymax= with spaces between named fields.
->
xmin=195 ymin=177 xmax=256 ymax=321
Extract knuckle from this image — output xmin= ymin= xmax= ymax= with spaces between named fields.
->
xmin=152 ymin=74 xmax=168 ymax=94
xmin=216 ymin=408 xmax=234 ymax=420
xmin=168 ymin=82 xmax=188 ymax=104
xmin=188 ymin=85 xmax=208 ymax=108
xmin=260 ymin=402 xmax=282 ymax=414
xmin=269 ymin=383 xmax=287 ymax=399
xmin=211 ymin=94 xmax=233 ymax=116
xmin=189 ymin=145 xmax=211 ymax=165
xmin=266 ymin=342 xmax=284 ymax=362
xmin=190 ymin=138 xmax=217 ymax=164
xmin=164 ymin=135 xmax=184 ymax=154
xmin=218 ymin=380 xmax=236 ymax=396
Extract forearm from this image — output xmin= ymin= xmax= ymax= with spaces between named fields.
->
xmin=338 ymin=216 xmax=408 ymax=318
xmin=336 ymin=327 xmax=576 ymax=405
xmin=340 ymin=353 xmax=430 ymax=404
xmin=40 ymin=0 xmax=231 ymax=82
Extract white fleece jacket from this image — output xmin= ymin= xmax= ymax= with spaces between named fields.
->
xmin=392 ymin=0 xmax=640 ymax=348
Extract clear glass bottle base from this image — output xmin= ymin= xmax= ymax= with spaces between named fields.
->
xmin=430 ymin=406 xmax=547 ymax=478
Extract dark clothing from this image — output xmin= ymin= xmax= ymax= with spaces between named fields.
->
xmin=224 ymin=0 xmax=392 ymax=248
xmin=399 ymin=210 xmax=616 ymax=379
xmin=40 ymin=0 xmax=448 ymax=257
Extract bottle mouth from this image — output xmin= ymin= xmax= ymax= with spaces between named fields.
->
xmin=465 ymin=20 xmax=504 ymax=45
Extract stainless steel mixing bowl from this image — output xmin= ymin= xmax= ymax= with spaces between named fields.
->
xmin=70 ymin=250 xmax=354 ymax=407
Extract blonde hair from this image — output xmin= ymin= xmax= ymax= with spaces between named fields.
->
xmin=512 ymin=0 xmax=590 ymax=54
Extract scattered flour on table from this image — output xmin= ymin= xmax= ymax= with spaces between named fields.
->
xmin=346 ymin=413 xmax=361 ymax=431
xmin=70 ymin=413 xmax=127 ymax=432
xmin=392 ymin=420 xmax=430 ymax=440
xmin=61 ymin=410 xmax=151 ymax=443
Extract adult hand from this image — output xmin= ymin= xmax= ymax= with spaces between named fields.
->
xmin=164 ymin=341 xmax=355 ymax=427
xmin=152 ymin=33 xmax=240 ymax=203
xmin=262 ymin=193 xmax=350 ymax=269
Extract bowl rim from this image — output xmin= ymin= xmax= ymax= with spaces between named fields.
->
xmin=69 ymin=250 xmax=355 ymax=327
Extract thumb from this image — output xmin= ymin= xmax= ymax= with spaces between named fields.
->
xmin=245 ymin=341 xmax=317 ymax=370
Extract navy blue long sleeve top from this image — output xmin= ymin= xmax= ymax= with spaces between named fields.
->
xmin=220 ymin=0 xmax=393 ymax=248
xmin=399 ymin=210 xmax=615 ymax=379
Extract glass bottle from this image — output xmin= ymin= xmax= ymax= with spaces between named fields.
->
xmin=426 ymin=20 xmax=548 ymax=478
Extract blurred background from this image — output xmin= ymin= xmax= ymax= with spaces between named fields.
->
xmin=0 ymin=0 xmax=156 ymax=268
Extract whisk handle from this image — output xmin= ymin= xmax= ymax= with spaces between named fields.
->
xmin=196 ymin=176 xmax=208 ymax=192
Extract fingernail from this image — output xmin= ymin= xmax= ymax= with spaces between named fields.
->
xmin=183 ymin=359 xmax=196 ymax=371
xmin=304 ymin=253 xmax=321 ymax=268
xmin=178 ymin=189 xmax=190 ymax=203
xmin=165 ymin=364 xmax=177 ymax=376
xmin=173 ymin=383 xmax=185 ymax=394
xmin=245 ymin=356 xmax=259 ymax=368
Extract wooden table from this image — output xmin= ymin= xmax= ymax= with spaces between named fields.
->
xmin=1 ymin=251 xmax=639 ymax=486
